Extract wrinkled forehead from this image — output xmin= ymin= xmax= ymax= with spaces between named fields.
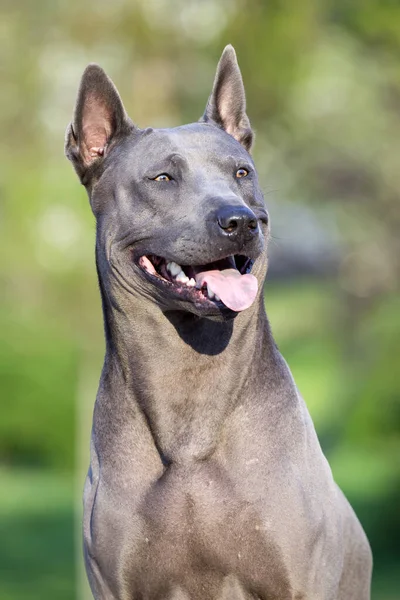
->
xmin=118 ymin=123 xmax=253 ymax=174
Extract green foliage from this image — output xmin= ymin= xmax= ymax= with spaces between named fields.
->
xmin=0 ymin=470 xmax=74 ymax=600
xmin=0 ymin=309 xmax=77 ymax=469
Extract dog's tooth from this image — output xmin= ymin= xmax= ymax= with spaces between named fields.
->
xmin=175 ymin=271 xmax=189 ymax=283
xmin=207 ymin=284 xmax=215 ymax=299
xmin=215 ymin=294 xmax=220 ymax=301
xmin=187 ymin=278 xmax=196 ymax=287
xmin=168 ymin=262 xmax=182 ymax=276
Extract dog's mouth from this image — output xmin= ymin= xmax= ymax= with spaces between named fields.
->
xmin=137 ymin=254 xmax=258 ymax=312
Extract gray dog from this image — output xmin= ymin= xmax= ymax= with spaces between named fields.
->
xmin=66 ymin=45 xmax=372 ymax=600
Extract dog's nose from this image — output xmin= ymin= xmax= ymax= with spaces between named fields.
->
xmin=217 ymin=205 xmax=258 ymax=242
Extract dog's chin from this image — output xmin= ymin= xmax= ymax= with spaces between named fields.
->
xmin=135 ymin=253 xmax=257 ymax=319
xmin=179 ymin=299 xmax=239 ymax=322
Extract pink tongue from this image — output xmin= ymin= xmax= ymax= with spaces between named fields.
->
xmin=195 ymin=268 xmax=258 ymax=312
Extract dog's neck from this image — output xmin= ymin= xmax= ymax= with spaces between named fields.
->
xmin=96 ymin=270 xmax=276 ymax=463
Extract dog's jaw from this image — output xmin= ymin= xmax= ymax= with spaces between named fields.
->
xmin=137 ymin=253 xmax=257 ymax=313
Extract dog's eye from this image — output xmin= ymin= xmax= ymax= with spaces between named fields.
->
xmin=236 ymin=168 xmax=248 ymax=178
xmin=154 ymin=173 xmax=172 ymax=182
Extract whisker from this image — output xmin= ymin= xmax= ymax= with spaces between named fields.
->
xmin=262 ymin=188 xmax=279 ymax=196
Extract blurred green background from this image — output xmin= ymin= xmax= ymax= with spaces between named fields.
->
xmin=1 ymin=0 xmax=399 ymax=598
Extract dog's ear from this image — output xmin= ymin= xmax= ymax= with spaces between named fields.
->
xmin=65 ymin=64 xmax=132 ymax=183
xmin=201 ymin=45 xmax=253 ymax=151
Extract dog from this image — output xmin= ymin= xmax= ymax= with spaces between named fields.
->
xmin=65 ymin=45 xmax=372 ymax=600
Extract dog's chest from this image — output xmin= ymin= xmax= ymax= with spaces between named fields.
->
xmin=134 ymin=460 xmax=294 ymax=598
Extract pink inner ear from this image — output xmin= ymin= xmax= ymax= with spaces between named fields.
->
xmin=218 ymin=85 xmax=235 ymax=127
xmin=218 ymin=81 xmax=242 ymax=141
xmin=81 ymin=95 xmax=113 ymax=165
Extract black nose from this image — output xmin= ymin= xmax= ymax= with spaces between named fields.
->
xmin=217 ymin=205 xmax=258 ymax=242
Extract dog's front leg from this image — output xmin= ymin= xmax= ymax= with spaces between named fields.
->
xmin=85 ymin=551 xmax=119 ymax=600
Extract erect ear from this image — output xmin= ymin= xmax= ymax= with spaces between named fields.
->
xmin=65 ymin=64 xmax=132 ymax=182
xmin=200 ymin=45 xmax=253 ymax=151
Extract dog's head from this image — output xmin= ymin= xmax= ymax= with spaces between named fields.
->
xmin=65 ymin=46 xmax=269 ymax=320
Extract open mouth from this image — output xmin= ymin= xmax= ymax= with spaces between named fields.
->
xmin=137 ymin=255 xmax=258 ymax=312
